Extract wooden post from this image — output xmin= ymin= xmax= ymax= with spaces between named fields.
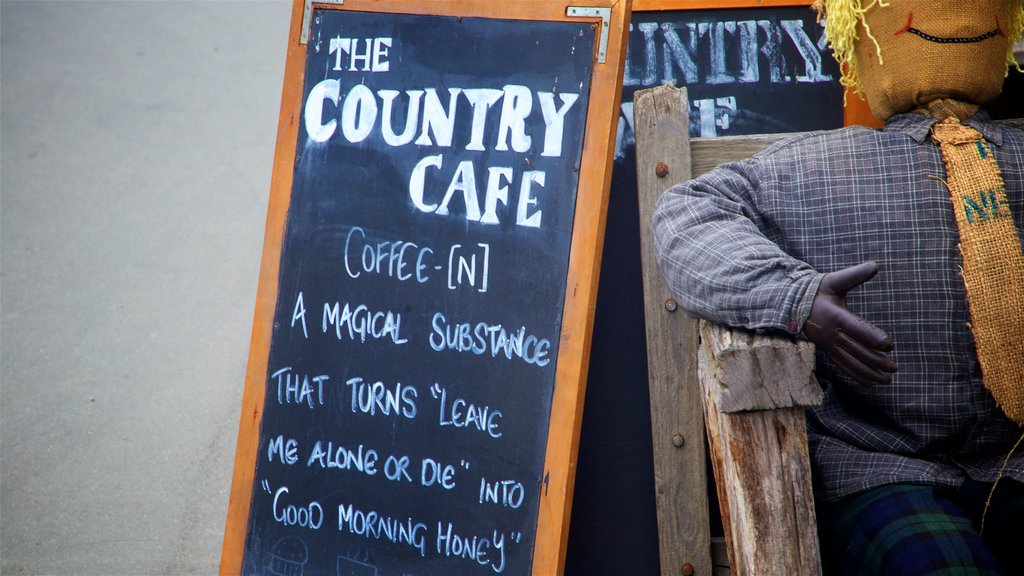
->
xmin=634 ymin=84 xmax=712 ymax=576
xmin=698 ymin=322 xmax=823 ymax=576
xmin=635 ymin=83 xmax=825 ymax=576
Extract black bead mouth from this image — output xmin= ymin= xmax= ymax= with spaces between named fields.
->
xmin=896 ymin=12 xmax=1004 ymax=44
xmin=907 ymin=27 xmax=1000 ymax=44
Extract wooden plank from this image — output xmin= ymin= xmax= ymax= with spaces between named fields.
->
xmin=700 ymin=326 xmax=821 ymax=413
xmin=634 ymin=84 xmax=713 ymax=576
xmin=698 ymin=321 xmax=822 ymax=576
xmin=689 ymin=134 xmax=787 ymax=177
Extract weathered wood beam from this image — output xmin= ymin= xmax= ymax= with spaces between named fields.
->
xmin=634 ymin=84 xmax=712 ymax=576
xmin=698 ymin=321 xmax=822 ymax=576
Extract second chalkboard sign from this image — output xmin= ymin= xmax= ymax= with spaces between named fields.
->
xmin=222 ymin=2 xmax=630 ymax=575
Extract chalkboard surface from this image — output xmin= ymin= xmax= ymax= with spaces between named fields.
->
xmin=238 ymin=8 xmax=595 ymax=576
xmin=617 ymin=6 xmax=841 ymax=148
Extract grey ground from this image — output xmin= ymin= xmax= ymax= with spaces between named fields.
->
xmin=1 ymin=1 xmax=290 ymax=573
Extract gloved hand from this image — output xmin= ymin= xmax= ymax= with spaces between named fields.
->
xmin=802 ymin=261 xmax=897 ymax=386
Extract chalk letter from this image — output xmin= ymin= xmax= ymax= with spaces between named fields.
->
xmin=305 ymin=79 xmax=340 ymax=143
xmin=341 ymin=84 xmax=378 ymax=143
xmin=516 ymin=171 xmax=545 ymax=228
xmin=496 ymin=85 xmax=533 ymax=153
xmin=705 ymin=22 xmax=736 ymax=85
xmin=437 ymin=160 xmax=482 ymax=221
xmin=349 ymin=38 xmax=372 ymax=71
xmin=537 ymin=92 xmax=579 ymax=158
xmin=462 ymin=89 xmax=504 ymax=152
xmin=380 ymin=89 xmax=423 ymax=146
xmin=372 ymin=38 xmax=392 ymax=72
xmin=781 ymin=20 xmax=832 ymax=82
xmin=481 ymin=167 xmax=512 ymax=225
xmin=758 ymin=20 xmax=785 ymax=83
xmin=409 ymin=155 xmax=443 ymax=213
xmin=291 ymin=291 xmax=308 ymax=339
xmin=615 ymin=102 xmax=636 ymax=161
xmin=637 ymin=22 xmax=660 ymax=86
xmin=416 ymin=88 xmax=462 ymax=147
xmin=661 ymin=23 xmax=699 ymax=85
xmin=737 ymin=21 xmax=759 ymax=83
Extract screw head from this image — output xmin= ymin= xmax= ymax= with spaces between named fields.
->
xmin=665 ymin=299 xmax=678 ymax=312
xmin=681 ymin=563 xmax=695 ymax=576
xmin=672 ymin=434 xmax=685 ymax=448
xmin=656 ymin=162 xmax=669 ymax=177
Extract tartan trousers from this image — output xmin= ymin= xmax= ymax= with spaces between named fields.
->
xmin=818 ymin=479 xmax=1024 ymax=575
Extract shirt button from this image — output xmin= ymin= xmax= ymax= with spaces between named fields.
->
xmin=788 ymin=320 xmax=799 ymax=333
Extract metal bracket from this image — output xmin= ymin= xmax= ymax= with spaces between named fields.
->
xmin=301 ymin=0 xmax=345 ymax=45
xmin=566 ymin=6 xmax=611 ymax=63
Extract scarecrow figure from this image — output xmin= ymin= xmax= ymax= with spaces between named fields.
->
xmin=652 ymin=1 xmax=1024 ymax=572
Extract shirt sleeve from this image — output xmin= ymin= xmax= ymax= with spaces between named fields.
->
xmin=651 ymin=155 xmax=823 ymax=334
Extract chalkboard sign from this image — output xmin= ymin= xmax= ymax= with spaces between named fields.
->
xmin=221 ymin=2 xmax=629 ymax=575
xmin=618 ymin=4 xmax=843 ymax=150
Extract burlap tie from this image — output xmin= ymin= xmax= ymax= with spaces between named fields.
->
xmin=931 ymin=117 xmax=1024 ymax=424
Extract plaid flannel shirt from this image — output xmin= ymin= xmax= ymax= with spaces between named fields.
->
xmin=652 ymin=112 xmax=1024 ymax=502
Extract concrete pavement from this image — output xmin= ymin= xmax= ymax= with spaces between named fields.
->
xmin=1 ymin=1 xmax=290 ymax=573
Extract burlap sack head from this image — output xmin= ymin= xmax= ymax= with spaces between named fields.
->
xmin=816 ymin=0 xmax=1023 ymax=121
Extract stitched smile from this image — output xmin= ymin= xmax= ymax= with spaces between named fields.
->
xmin=895 ymin=13 xmax=1004 ymax=44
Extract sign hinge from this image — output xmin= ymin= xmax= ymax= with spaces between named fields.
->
xmin=566 ymin=6 xmax=611 ymax=63
xmin=302 ymin=0 xmax=345 ymax=45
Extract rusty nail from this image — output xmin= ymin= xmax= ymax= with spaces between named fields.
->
xmin=656 ymin=162 xmax=669 ymax=177
xmin=665 ymin=299 xmax=678 ymax=312
xmin=681 ymin=563 xmax=695 ymax=576
xmin=672 ymin=434 xmax=684 ymax=448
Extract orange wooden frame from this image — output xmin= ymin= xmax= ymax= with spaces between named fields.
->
xmin=219 ymin=1 xmax=630 ymax=575
xmin=635 ymin=0 xmax=808 ymax=9
xmin=632 ymin=0 xmax=879 ymax=127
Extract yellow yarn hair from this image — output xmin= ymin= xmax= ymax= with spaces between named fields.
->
xmin=814 ymin=0 xmax=1024 ymax=98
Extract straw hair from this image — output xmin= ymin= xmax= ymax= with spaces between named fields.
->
xmin=814 ymin=0 xmax=1024 ymax=97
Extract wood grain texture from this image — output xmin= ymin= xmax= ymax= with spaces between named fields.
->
xmin=634 ymin=84 xmax=712 ymax=576
xmin=700 ymin=324 xmax=820 ymax=413
xmin=699 ymin=321 xmax=822 ymax=576
xmin=689 ymin=134 xmax=786 ymax=177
